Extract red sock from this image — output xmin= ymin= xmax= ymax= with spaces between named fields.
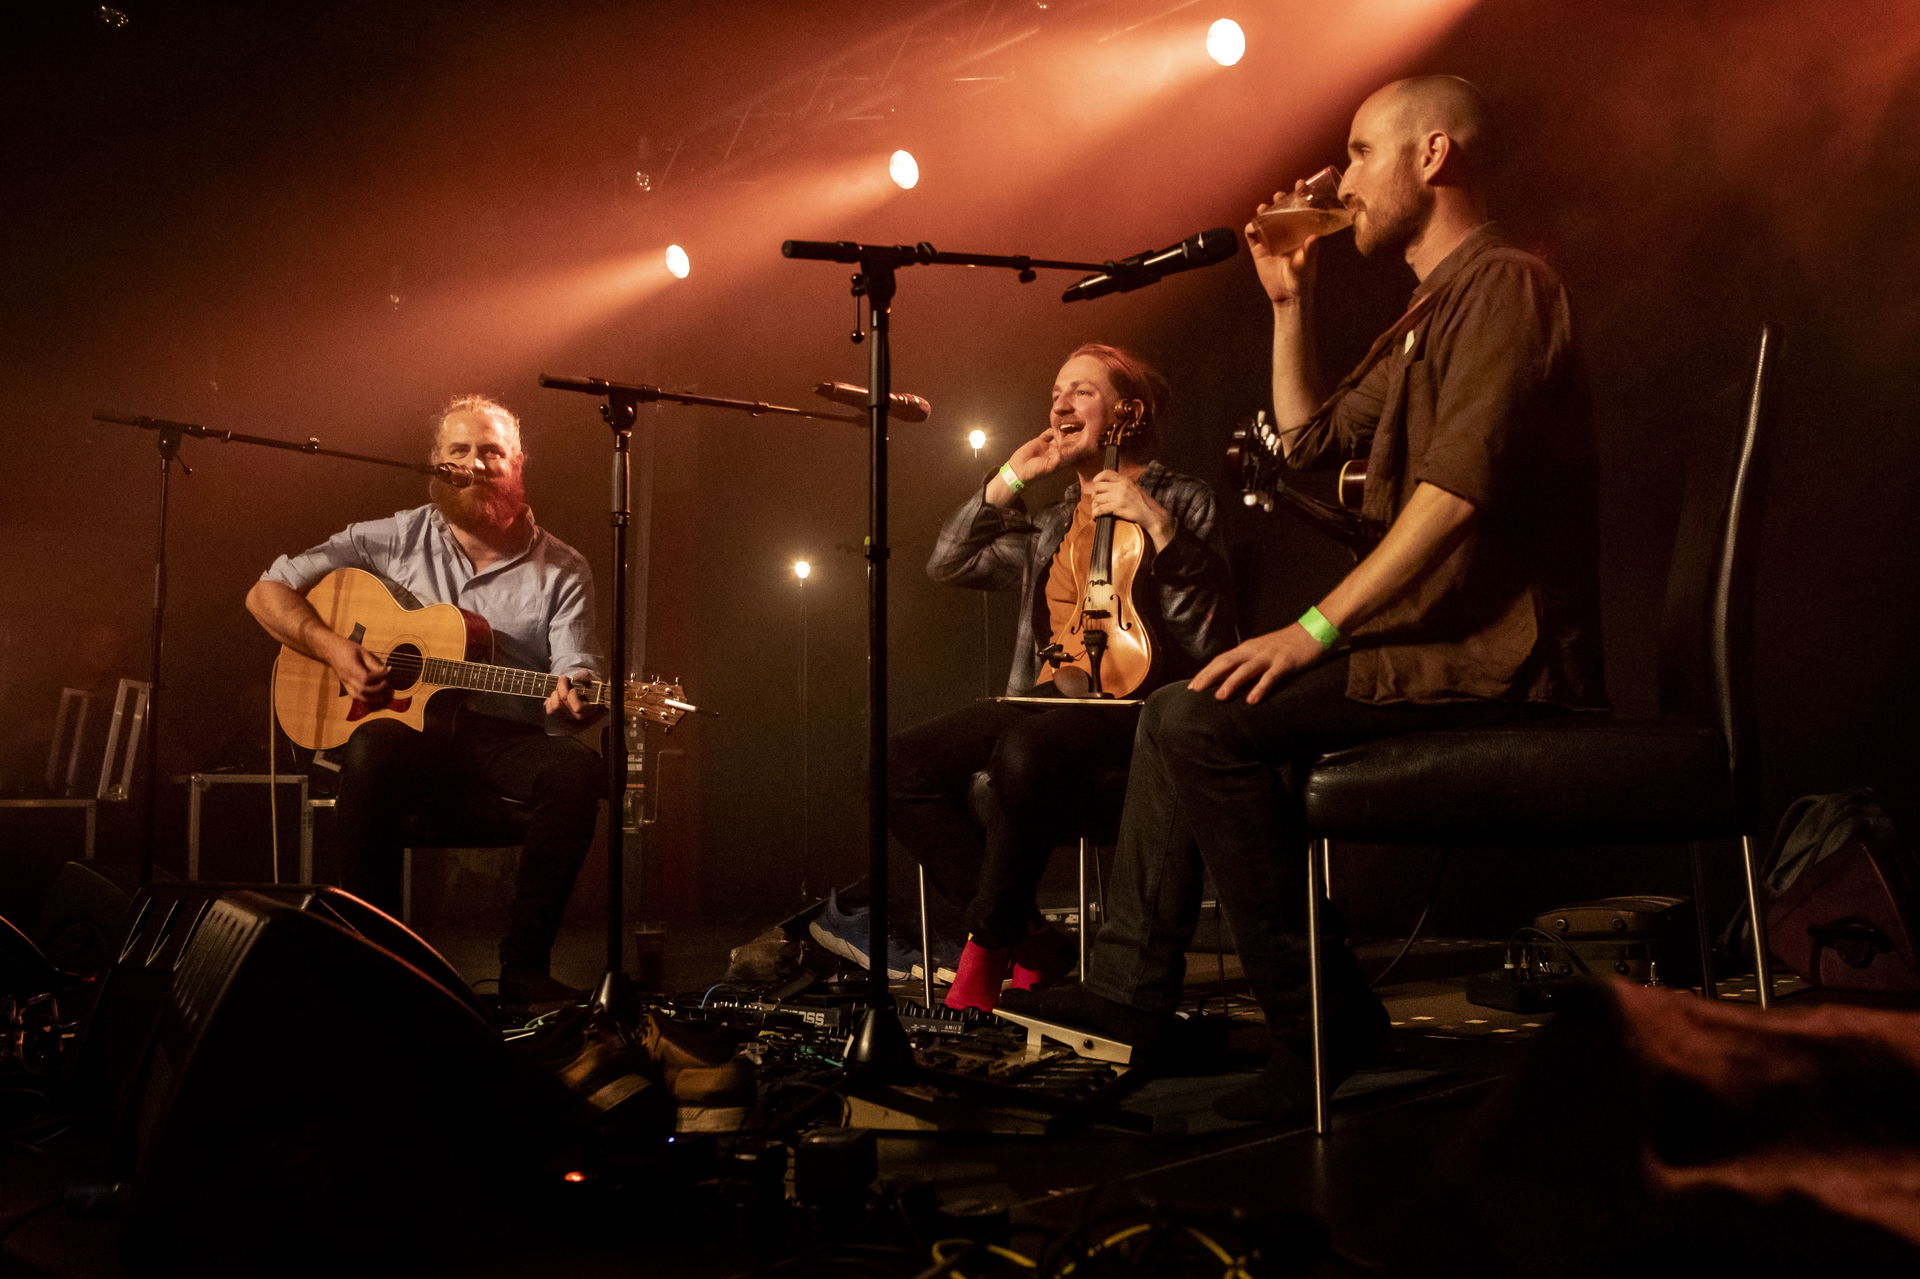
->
xmin=944 ymin=938 xmax=1011 ymax=1013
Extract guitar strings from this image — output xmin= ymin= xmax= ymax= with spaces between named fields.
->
xmin=363 ymin=648 xmax=674 ymax=711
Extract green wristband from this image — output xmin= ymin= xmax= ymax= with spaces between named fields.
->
xmin=1298 ymin=605 xmax=1340 ymax=649
xmin=997 ymin=462 xmax=1025 ymax=494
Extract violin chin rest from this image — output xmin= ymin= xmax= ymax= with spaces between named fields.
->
xmin=1052 ymin=667 xmax=1092 ymax=698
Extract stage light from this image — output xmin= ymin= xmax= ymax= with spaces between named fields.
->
xmin=888 ymin=149 xmax=921 ymax=190
xmin=967 ymin=429 xmax=987 ymax=451
xmin=793 ymin=559 xmax=812 ymax=580
xmin=664 ymin=244 xmax=691 ymax=278
xmin=1206 ymin=19 xmax=1246 ymax=67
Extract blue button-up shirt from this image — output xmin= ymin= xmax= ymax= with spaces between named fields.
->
xmin=263 ymin=503 xmax=601 ymax=725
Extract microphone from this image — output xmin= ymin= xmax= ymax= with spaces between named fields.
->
xmin=812 ymin=382 xmax=933 ymax=423
xmin=537 ymin=373 xmax=616 ymax=395
xmin=427 ymin=463 xmax=474 ymax=488
xmin=1061 ymin=227 xmax=1239 ymax=303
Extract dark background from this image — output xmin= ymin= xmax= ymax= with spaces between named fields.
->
xmin=3 ymin=0 xmax=1915 ymax=938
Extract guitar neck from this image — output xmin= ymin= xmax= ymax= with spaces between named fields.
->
xmin=423 ymin=656 xmax=597 ymax=705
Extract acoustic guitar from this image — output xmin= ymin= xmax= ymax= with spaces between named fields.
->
xmin=1225 ymin=409 xmax=1385 ymax=559
xmin=272 ymin=567 xmax=687 ymax=750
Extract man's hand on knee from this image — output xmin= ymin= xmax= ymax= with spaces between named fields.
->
xmin=1187 ymin=626 xmax=1326 ymax=704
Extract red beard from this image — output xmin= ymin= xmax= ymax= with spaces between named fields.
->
xmin=433 ymin=469 xmax=528 ymax=533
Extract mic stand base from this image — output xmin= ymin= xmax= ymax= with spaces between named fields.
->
xmin=844 ymin=1000 xmax=914 ymax=1080
xmin=590 ymin=969 xmax=636 ymax=1022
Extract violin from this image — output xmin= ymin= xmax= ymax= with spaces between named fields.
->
xmin=1037 ymin=405 xmax=1155 ymax=697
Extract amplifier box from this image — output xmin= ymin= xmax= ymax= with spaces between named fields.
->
xmin=1529 ymin=895 xmax=1699 ymax=987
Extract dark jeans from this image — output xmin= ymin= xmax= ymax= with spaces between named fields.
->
xmin=332 ymin=713 xmax=602 ymax=976
xmin=888 ymin=692 xmax=1140 ymax=950
xmin=1088 ymin=655 xmax=1523 ymax=1045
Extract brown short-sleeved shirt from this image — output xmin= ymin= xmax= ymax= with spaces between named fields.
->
xmin=1291 ymin=224 xmax=1605 ymax=708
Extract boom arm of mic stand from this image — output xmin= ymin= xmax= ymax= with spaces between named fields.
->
xmin=93 ymin=412 xmax=496 ymax=479
xmin=780 ymin=239 xmax=1110 ymax=280
xmin=538 ymin=375 xmax=864 ymax=425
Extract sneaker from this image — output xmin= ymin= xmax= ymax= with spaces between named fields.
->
xmin=807 ymin=889 xmax=922 ymax=982
xmin=909 ymin=927 xmax=963 ymax=986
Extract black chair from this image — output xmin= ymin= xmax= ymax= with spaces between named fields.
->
xmin=397 ymin=783 xmax=533 ymax=923
xmin=1296 ymin=322 xmax=1782 ymax=1134
xmin=308 ymin=779 xmax=532 ymax=923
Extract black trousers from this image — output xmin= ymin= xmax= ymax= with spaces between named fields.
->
xmin=1087 ymin=655 xmax=1523 ymax=1044
xmin=888 ymin=692 xmax=1140 ymax=950
xmin=332 ymin=713 xmax=602 ymax=975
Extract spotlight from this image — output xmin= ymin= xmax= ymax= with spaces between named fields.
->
xmin=793 ymin=559 xmax=812 ymax=580
xmin=967 ymin=429 xmax=987 ymax=452
xmin=1206 ymin=19 xmax=1246 ymax=67
xmin=888 ymin=149 xmax=920 ymax=191
xmin=664 ymin=244 xmax=691 ymax=278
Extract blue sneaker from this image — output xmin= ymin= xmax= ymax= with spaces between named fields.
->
xmin=910 ymin=929 xmax=963 ymax=986
xmin=808 ymin=889 xmax=921 ymax=982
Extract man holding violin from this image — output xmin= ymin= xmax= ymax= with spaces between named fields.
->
xmin=1006 ymin=76 xmax=1604 ymax=1122
xmin=807 ymin=343 xmax=1234 ymax=1011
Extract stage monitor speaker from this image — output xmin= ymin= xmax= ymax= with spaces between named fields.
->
xmin=110 ymin=890 xmax=580 ymax=1270
xmin=65 ymin=880 xmax=487 ymax=1127
xmin=28 ymin=859 xmax=141 ymax=977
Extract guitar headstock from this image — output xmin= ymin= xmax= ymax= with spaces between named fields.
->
xmin=624 ymin=677 xmax=691 ymax=731
xmin=1226 ymin=410 xmax=1284 ymax=510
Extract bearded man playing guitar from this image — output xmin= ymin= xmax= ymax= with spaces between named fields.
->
xmin=246 ymin=394 xmax=603 ymax=1005
xmin=808 ymin=344 xmax=1235 ymax=1012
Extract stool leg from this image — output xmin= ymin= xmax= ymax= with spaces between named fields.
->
xmin=1688 ymin=843 xmax=1718 ymax=999
xmin=1308 ymin=837 xmax=1329 ymax=1136
xmin=917 ymin=865 xmax=934 ymax=1009
xmin=1739 ymin=833 xmax=1774 ymax=1010
xmin=1078 ymin=836 xmax=1091 ymax=979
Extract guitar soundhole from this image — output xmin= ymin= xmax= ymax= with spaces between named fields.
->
xmin=386 ymin=643 xmax=422 ymax=692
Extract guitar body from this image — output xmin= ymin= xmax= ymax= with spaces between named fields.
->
xmin=272 ymin=568 xmax=492 ymax=750
xmin=1337 ymin=458 xmax=1367 ymax=511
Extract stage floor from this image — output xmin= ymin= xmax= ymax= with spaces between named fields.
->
xmin=0 ymin=898 xmax=1846 ymax=1278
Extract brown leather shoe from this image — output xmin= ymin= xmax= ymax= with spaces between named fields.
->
xmin=640 ymin=1014 xmax=756 ymax=1132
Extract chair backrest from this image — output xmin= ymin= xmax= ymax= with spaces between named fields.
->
xmin=1657 ymin=322 xmax=1780 ymax=800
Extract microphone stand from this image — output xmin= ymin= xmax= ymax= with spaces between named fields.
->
xmin=778 ymin=238 xmax=1117 ymax=1080
xmin=91 ymin=412 xmax=499 ymax=883
xmin=534 ymin=376 xmax=865 ymax=1011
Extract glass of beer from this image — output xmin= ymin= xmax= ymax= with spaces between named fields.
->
xmin=1252 ymin=166 xmax=1352 ymax=254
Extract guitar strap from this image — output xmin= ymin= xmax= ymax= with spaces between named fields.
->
xmin=1300 ymin=287 xmax=1442 ymax=434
